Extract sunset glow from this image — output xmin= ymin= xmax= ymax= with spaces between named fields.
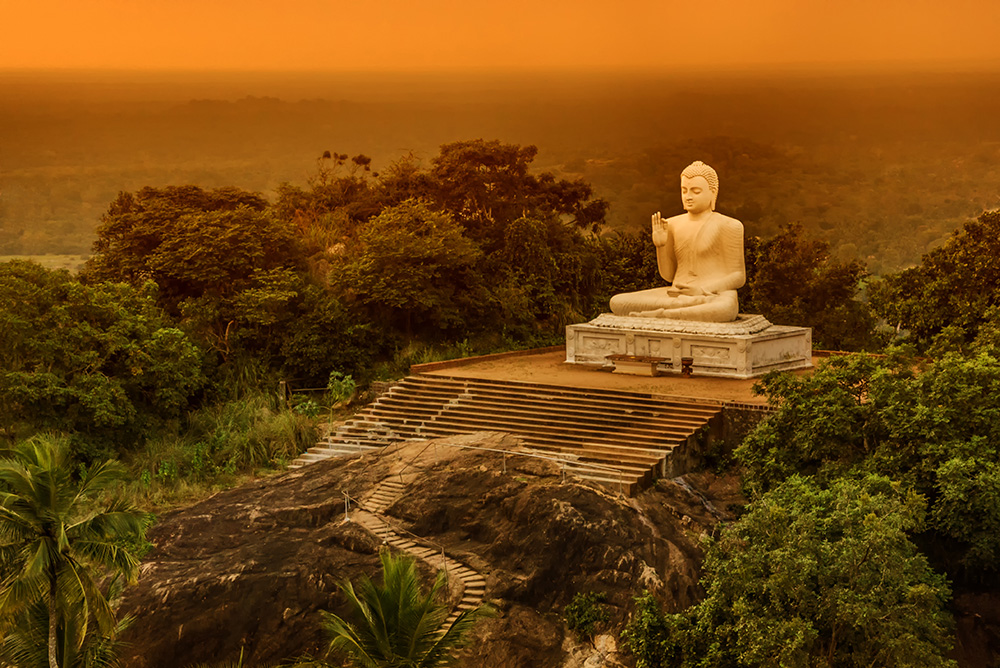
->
xmin=3 ymin=0 xmax=1000 ymax=72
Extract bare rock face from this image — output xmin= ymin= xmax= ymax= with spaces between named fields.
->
xmin=118 ymin=433 xmax=740 ymax=667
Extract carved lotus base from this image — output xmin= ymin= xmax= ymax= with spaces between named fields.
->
xmin=565 ymin=314 xmax=812 ymax=379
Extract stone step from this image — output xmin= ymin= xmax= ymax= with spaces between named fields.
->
xmin=334 ymin=424 xmax=673 ymax=468
xmin=335 ymin=414 xmax=687 ymax=454
xmin=369 ymin=403 xmax=699 ymax=445
xmin=393 ymin=397 xmax=713 ymax=429
xmin=375 ymin=392 xmax=708 ymax=433
xmin=402 ymin=375 xmax=721 ymax=414
xmin=364 ymin=408 xmax=689 ymax=450
xmin=350 ymin=422 xmax=662 ymax=474
xmin=291 ymin=374 xmax=721 ymax=495
xmin=388 ymin=396 xmax=716 ymax=433
xmin=308 ymin=445 xmax=380 ymax=456
xmin=365 ymin=401 xmax=702 ymax=437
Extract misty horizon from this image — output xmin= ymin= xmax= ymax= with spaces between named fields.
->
xmin=3 ymin=67 xmax=1000 ymax=275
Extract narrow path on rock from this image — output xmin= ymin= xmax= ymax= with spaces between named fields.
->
xmin=350 ymin=474 xmax=487 ymax=628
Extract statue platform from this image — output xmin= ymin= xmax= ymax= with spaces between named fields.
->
xmin=565 ymin=314 xmax=812 ymax=379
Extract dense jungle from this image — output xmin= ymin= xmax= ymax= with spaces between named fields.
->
xmin=4 ymin=70 xmax=1000 ymax=667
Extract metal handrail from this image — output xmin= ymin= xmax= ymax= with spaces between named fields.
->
xmin=343 ymin=489 xmax=454 ymax=581
xmin=424 ymin=439 xmax=627 ymax=495
xmin=392 ymin=434 xmax=628 ymax=494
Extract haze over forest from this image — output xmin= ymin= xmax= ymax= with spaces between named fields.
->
xmin=3 ymin=69 xmax=1000 ymax=274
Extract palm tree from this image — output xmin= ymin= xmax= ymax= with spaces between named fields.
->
xmin=321 ymin=551 xmax=489 ymax=668
xmin=0 ymin=596 xmax=132 ymax=668
xmin=0 ymin=436 xmax=151 ymax=668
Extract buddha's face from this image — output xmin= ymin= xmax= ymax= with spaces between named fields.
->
xmin=681 ymin=176 xmax=714 ymax=214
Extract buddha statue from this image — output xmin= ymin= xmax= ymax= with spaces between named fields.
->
xmin=609 ymin=161 xmax=746 ymax=322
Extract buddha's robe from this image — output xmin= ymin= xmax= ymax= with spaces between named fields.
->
xmin=609 ymin=212 xmax=746 ymax=322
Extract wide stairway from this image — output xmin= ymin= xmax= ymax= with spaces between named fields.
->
xmin=290 ymin=374 xmax=723 ymax=495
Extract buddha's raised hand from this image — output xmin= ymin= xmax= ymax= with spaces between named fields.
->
xmin=651 ymin=211 xmax=669 ymax=247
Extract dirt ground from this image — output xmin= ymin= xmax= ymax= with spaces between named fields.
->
xmin=415 ymin=349 xmax=821 ymax=405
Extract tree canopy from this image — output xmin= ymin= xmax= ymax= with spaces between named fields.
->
xmin=0 ymin=436 xmax=150 ymax=668
xmin=871 ymin=210 xmax=1000 ymax=352
xmin=738 ymin=349 xmax=1000 ymax=574
xmin=0 ymin=260 xmax=204 ymax=455
xmin=743 ymin=224 xmax=876 ymax=351
xmin=624 ymin=475 xmax=955 ymax=668
xmin=321 ymin=550 xmax=488 ymax=668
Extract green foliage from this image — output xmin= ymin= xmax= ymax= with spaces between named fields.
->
xmin=273 ymin=284 xmax=384 ymax=387
xmin=871 ymin=209 xmax=1000 ymax=351
xmin=123 ymin=392 xmax=316 ymax=509
xmin=736 ymin=353 xmax=892 ymax=494
xmin=326 ymin=372 xmax=357 ymax=407
xmin=594 ymin=230 xmax=659 ymax=299
xmin=0 ymin=598 xmax=132 ymax=668
xmin=291 ymin=397 xmax=321 ymax=419
xmin=427 ymin=140 xmax=608 ymax=245
xmin=83 ymin=186 xmax=302 ymax=356
xmin=182 ymin=393 xmax=315 ymax=474
xmin=0 ymin=260 xmax=205 ymax=454
xmin=563 ymin=591 xmax=610 ymax=640
xmin=621 ymin=591 xmax=688 ymax=668
xmin=327 ymin=198 xmax=484 ymax=341
xmin=86 ymin=185 xmax=381 ymax=387
xmin=321 ymin=550 xmax=491 ymax=668
xmin=738 ymin=349 xmax=1000 ymax=573
xmin=0 ymin=436 xmax=151 ymax=668
xmin=623 ymin=476 xmax=955 ymax=668
xmin=743 ymin=224 xmax=877 ymax=351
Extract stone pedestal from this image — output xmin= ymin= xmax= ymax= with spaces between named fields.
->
xmin=565 ymin=314 xmax=812 ymax=379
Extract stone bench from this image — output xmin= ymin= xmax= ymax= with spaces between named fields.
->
xmin=605 ymin=354 xmax=668 ymax=377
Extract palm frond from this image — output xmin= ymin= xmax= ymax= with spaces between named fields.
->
xmin=0 ymin=437 xmax=149 ymax=668
xmin=322 ymin=551 xmax=488 ymax=668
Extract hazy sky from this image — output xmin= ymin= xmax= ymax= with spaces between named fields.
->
xmin=3 ymin=0 xmax=1000 ymax=72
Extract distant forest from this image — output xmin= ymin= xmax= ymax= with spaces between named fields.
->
xmin=3 ymin=70 xmax=1000 ymax=274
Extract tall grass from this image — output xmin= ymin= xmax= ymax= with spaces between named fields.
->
xmin=124 ymin=392 xmax=317 ymax=510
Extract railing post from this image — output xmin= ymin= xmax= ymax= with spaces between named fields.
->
xmin=278 ymin=380 xmax=289 ymax=409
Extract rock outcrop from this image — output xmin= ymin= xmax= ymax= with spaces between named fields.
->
xmin=118 ymin=432 xmax=743 ymax=667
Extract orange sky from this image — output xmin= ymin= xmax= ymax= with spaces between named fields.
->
xmin=2 ymin=0 xmax=1000 ymax=72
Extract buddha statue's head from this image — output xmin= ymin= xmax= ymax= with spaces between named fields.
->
xmin=680 ymin=161 xmax=719 ymax=211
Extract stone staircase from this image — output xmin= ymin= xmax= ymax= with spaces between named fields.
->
xmin=351 ymin=476 xmax=487 ymax=628
xmin=291 ymin=374 xmax=723 ymax=495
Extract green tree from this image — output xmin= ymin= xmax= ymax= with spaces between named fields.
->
xmin=870 ymin=209 xmax=1000 ymax=351
xmin=735 ymin=353 xmax=893 ymax=494
xmin=82 ymin=186 xmax=371 ymax=385
xmin=743 ymin=224 xmax=876 ymax=351
xmin=738 ymin=349 xmax=1000 ymax=574
xmin=0 ymin=436 xmax=151 ymax=668
xmin=427 ymin=139 xmax=607 ymax=248
xmin=623 ymin=475 xmax=955 ymax=668
xmin=489 ymin=213 xmax=605 ymax=339
xmin=85 ymin=186 xmax=271 ymax=295
xmin=0 ymin=597 xmax=132 ymax=668
xmin=0 ymin=260 xmax=205 ymax=455
xmin=85 ymin=187 xmax=299 ymax=314
xmin=321 ymin=551 xmax=488 ymax=668
xmin=327 ymin=199 xmax=484 ymax=342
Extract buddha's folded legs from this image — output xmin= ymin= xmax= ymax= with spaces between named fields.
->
xmin=609 ymin=288 xmax=739 ymax=322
